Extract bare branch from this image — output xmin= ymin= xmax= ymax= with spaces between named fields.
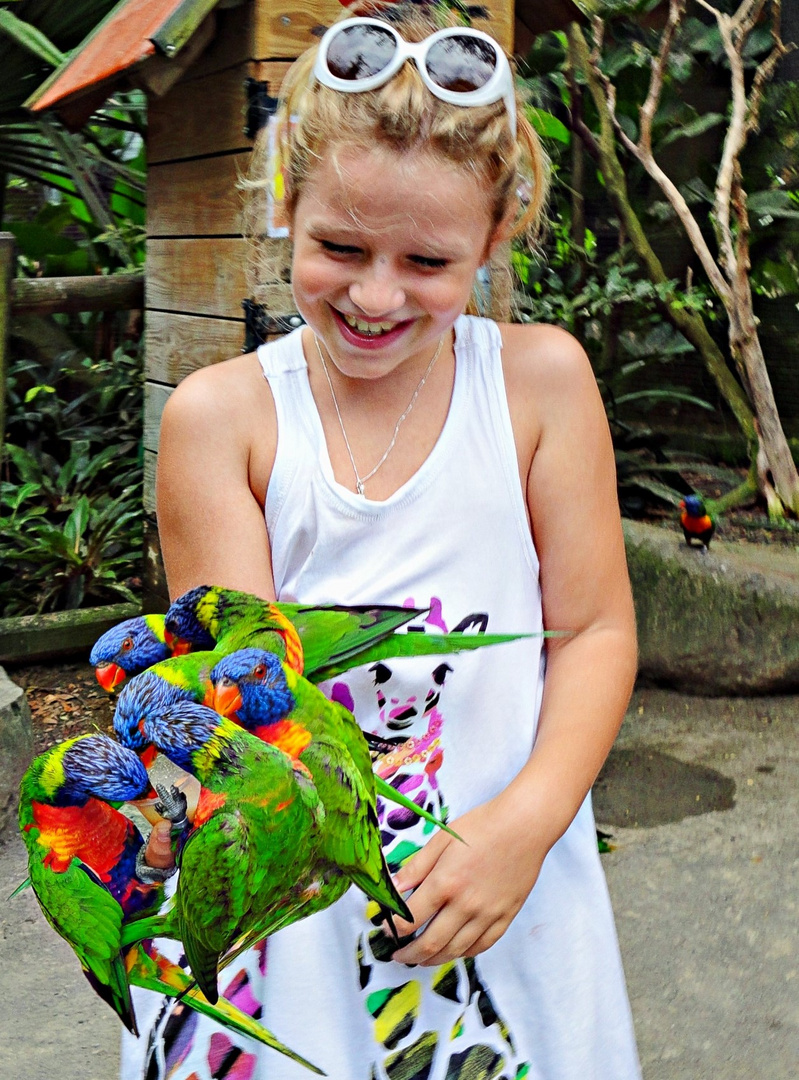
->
xmin=700 ymin=2 xmax=746 ymax=279
xmin=587 ymin=4 xmax=731 ymax=303
xmin=638 ymin=0 xmax=685 ymax=155
xmin=746 ymin=1 xmax=793 ymax=136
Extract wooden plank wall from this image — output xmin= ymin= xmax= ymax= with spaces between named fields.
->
xmin=143 ymin=0 xmax=514 ymax=608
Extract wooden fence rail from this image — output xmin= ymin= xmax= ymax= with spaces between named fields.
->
xmin=0 ymin=231 xmax=144 ymax=451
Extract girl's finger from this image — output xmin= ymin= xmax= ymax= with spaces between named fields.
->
xmin=392 ymin=831 xmax=450 ymax=893
xmin=390 ymin=876 xmax=445 ymax=940
xmin=145 ymin=820 xmax=175 ymax=870
xmin=396 ymin=913 xmax=483 ymax=967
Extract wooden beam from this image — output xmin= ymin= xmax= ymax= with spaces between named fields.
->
xmin=144 ymin=381 xmax=174 ymax=454
xmin=145 ymin=310 xmax=245 ymax=383
xmin=252 ymin=0 xmax=343 ymax=59
xmin=10 ymin=272 xmax=144 ymax=316
xmin=148 ymin=61 xmax=290 ymax=164
xmin=148 ymin=152 xmax=250 ymax=237
xmin=0 ymin=603 xmax=140 ymax=664
xmin=144 ymin=447 xmax=158 ymax=517
xmin=146 ymin=238 xmax=248 ymax=318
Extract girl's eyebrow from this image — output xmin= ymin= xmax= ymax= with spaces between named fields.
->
xmin=304 ymin=216 xmax=475 ymax=261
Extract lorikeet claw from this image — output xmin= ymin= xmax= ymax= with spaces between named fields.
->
xmin=154 ymin=783 xmax=189 ymax=832
xmin=135 ymin=845 xmax=177 ymax=884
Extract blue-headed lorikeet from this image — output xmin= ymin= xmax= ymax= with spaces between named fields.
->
xmin=679 ymin=494 xmax=715 ymax=552
xmin=113 ymin=681 xmax=334 ymax=1004
xmin=90 ymin=614 xmax=173 ymax=692
xmin=17 ymin=734 xmax=322 ymax=1071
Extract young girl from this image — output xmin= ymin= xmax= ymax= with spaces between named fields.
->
xmin=131 ymin=3 xmax=641 ymax=1076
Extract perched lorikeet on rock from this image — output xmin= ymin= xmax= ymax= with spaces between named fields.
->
xmin=90 ymin=614 xmax=173 ymax=692
xmin=113 ymin=682 xmax=329 ymax=1004
xmin=679 ymin=494 xmax=715 ymax=553
xmin=17 ymin=734 xmax=320 ymax=1070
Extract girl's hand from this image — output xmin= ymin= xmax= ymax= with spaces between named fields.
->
xmin=389 ymin=793 xmax=547 ymax=966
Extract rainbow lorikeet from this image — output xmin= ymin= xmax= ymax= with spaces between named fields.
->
xmin=17 ymin=735 xmax=320 ymax=1071
xmin=113 ymin=684 xmax=334 ymax=1004
xmin=163 ymin=585 xmax=427 ymax=678
xmin=90 ymin=613 xmax=173 ymax=692
xmin=209 ymin=647 xmax=417 ymax=926
xmin=163 ymin=585 xmax=529 ymax=683
xmin=679 ymin=494 xmax=715 ymax=552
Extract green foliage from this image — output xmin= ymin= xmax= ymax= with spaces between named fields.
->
xmin=516 ymin=6 xmax=799 ymax=514
xmin=514 ymin=218 xmax=716 ymax=514
xmin=1 ymin=346 xmax=143 ymax=615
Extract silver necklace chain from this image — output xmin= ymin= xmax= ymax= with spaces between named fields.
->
xmin=314 ymin=333 xmax=444 ymax=497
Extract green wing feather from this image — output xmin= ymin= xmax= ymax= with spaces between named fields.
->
xmin=284 ymin=605 xmax=427 ymax=678
xmin=125 ymin=944 xmax=326 ymax=1074
xmin=176 ymin=810 xmax=254 ymax=1005
xmin=28 ymin=854 xmax=137 ymax=1034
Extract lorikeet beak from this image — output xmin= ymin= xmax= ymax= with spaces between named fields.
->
xmin=138 ymin=744 xmax=158 ymax=769
xmin=212 ymin=680 xmax=243 ymax=719
xmin=679 ymin=499 xmax=686 ymax=509
xmin=164 ymin=628 xmax=192 ymax=656
xmin=95 ymin=661 xmax=126 ymax=693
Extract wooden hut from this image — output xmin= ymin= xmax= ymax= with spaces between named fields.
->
xmin=28 ymin=0 xmax=584 ymax=610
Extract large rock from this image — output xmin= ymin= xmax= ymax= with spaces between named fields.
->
xmin=624 ymin=519 xmax=799 ymax=694
xmin=0 ymin=667 xmax=32 ymax=833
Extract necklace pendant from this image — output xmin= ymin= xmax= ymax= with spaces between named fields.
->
xmin=356 ymin=479 xmax=366 ymax=496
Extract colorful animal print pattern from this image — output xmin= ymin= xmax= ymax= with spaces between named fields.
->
xmin=137 ymin=939 xmax=267 ymax=1080
xmin=344 ymin=599 xmax=531 ymax=1080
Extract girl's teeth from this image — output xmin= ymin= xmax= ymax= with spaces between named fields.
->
xmin=343 ymin=313 xmax=396 ymax=335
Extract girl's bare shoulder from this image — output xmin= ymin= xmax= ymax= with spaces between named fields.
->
xmin=160 ymin=351 xmax=277 ymax=496
xmin=498 ymin=322 xmax=601 ymax=446
xmin=165 ymin=352 xmax=272 ymax=424
xmin=499 ymin=322 xmax=594 ymax=397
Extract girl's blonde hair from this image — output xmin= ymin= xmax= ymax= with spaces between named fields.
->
xmin=275 ymin=2 xmax=548 ymax=242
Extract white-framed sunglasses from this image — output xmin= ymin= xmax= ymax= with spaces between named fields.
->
xmin=312 ymin=17 xmax=517 ymax=137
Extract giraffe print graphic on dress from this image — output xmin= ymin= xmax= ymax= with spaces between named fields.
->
xmin=347 ymin=600 xmax=531 ymax=1080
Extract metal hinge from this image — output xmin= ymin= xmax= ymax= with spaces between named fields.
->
xmin=244 ymin=78 xmax=279 ymax=139
xmin=242 ymin=299 xmax=304 ymax=351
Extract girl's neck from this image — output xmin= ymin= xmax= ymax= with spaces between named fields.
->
xmin=302 ymin=325 xmax=458 ymax=501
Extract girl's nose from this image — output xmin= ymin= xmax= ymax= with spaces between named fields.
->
xmin=349 ymin=262 xmax=405 ymax=317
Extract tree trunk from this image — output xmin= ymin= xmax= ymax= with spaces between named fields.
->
xmin=728 ymin=292 xmax=799 ymax=514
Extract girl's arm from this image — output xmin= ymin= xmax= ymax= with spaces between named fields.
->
xmin=155 ymin=354 xmax=279 ymax=601
xmin=145 ymin=353 xmax=279 ymax=867
xmin=392 ymin=324 xmax=637 ymax=965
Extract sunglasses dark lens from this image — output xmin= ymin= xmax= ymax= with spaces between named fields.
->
xmin=426 ymin=36 xmax=497 ymax=93
xmin=326 ymin=24 xmax=398 ymax=80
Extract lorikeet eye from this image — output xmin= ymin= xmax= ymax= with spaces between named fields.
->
xmin=121 ymin=636 xmax=134 ymax=652
xmin=253 ymin=664 xmax=266 ymax=678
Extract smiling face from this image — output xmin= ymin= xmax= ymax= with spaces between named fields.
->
xmin=289 ymin=144 xmax=500 ymax=382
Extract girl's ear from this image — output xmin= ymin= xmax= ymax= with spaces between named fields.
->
xmin=483 ymin=207 xmax=516 ymax=263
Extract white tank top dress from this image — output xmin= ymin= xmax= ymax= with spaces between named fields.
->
xmin=122 ymin=315 xmax=640 ymax=1080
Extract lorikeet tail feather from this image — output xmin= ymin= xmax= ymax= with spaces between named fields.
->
xmin=374 ymin=775 xmax=464 ymax=843
xmin=125 ymin=945 xmax=326 ymax=1074
xmin=84 ymin=954 xmax=138 ymax=1036
xmin=311 ymin=630 xmax=542 ymax=683
xmin=7 ymin=876 xmax=31 ymax=899
xmin=348 ymin=867 xmax=412 ymax=924
xmin=180 ymin=917 xmax=223 ymax=1006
